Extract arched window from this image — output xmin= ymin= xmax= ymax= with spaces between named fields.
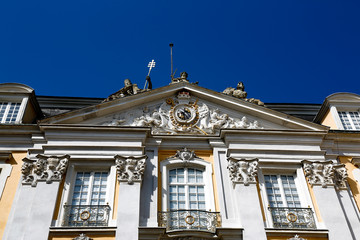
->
xmin=168 ymin=167 xmax=206 ymax=210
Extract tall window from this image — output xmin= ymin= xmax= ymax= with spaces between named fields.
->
xmin=169 ymin=168 xmax=205 ymax=210
xmin=65 ymin=171 xmax=110 ymax=226
xmin=71 ymin=171 xmax=108 ymax=206
xmin=338 ymin=111 xmax=360 ymax=130
xmin=265 ymin=174 xmax=301 ymax=208
xmin=0 ymin=102 xmax=21 ymax=123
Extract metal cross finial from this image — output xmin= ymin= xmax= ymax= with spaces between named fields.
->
xmin=147 ymin=59 xmax=156 ymax=76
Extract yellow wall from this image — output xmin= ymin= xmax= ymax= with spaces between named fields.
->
xmin=304 ymin=175 xmax=323 ymax=223
xmin=0 ymin=152 xmax=26 ymax=239
xmin=338 ymin=156 xmax=360 ymax=211
xmin=158 ymin=150 xmax=219 ymax=213
xmin=49 ymin=233 xmax=114 ymax=240
xmin=267 ymin=236 xmax=327 ymax=240
xmin=321 ymin=110 xmax=338 ymax=129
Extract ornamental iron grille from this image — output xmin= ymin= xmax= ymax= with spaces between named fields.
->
xmin=62 ymin=204 xmax=111 ymax=227
xmin=268 ymin=207 xmax=316 ymax=229
xmin=158 ymin=209 xmax=221 ymax=233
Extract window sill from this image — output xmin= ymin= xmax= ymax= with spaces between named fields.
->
xmin=49 ymin=226 xmax=116 ymax=233
xmin=265 ymin=228 xmax=328 ymax=238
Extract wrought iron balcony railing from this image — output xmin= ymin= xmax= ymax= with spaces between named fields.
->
xmin=158 ymin=209 xmax=221 ymax=233
xmin=268 ymin=207 xmax=316 ymax=229
xmin=62 ymin=204 xmax=111 ymax=227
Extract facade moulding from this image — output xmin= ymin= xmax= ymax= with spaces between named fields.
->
xmin=21 ymin=154 xmax=70 ymax=187
xmin=115 ymin=155 xmax=147 ymax=184
xmin=302 ymin=160 xmax=348 ymax=190
xmin=227 ymin=157 xmax=258 ymax=186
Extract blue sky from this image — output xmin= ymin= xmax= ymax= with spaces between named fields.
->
xmin=0 ymin=0 xmax=359 ymax=103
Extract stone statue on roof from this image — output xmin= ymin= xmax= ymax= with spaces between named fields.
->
xmin=223 ymin=81 xmax=264 ymax=106
xmin=171 ymin=71 xmax=189 ymax=84
xmin=103 ymin=79 xmax=144 ymax=102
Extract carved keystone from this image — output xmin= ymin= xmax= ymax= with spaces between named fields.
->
xmin=227 ymin=157 xmax=258 ymax=186
xmin=115 ymin=155 xmax=147 ymax=184
xmin=167 ymin=147 xmax=202 ymax=163
xmin=21 ymin=154 xmax=70 ymax=187
xmin=73 ymin=233 xmax=92 ymax=240
xmin=302 ymin=160 xmax=348 ymax=189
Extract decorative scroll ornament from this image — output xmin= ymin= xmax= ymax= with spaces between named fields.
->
xmin=21 ymin=154 xmax=70 ymax=187
xmin=115 ymin=155 xmax=147 ymax=184
xmin=73 ymin=233 xmax=92 ymax=240
xmin=167 ymin=147 xmax=203 ymax=164
xmin=302 ymin=160 xmax=334 ymax=188
xmin=227 ymin=157 xmax=258 ymax=186
xmin=288 ymin=235 xmax=307 ymax=240
xmin=106 ymin=90 xmax=262 ymax=135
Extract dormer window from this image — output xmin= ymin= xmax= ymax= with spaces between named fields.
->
xmin=0 ymin=102 xmax=21 ymax=123
xmin=338 ymin=111 xmax=360 ymax=130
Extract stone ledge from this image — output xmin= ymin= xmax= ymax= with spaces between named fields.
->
xmin=265 ymin=228 xmax=329 ymax=238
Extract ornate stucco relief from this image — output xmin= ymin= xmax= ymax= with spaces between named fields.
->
xmin=227 ymin=157 xmax=258 ymax=186
xmin=115 ymin=155 xmax=147 ymax=184
xmin=333 ymin=164 xmax=348 ymax=190
xmin=103 ymin=90 xmax=262 ymax=135
xmin=21 ymin=154 xmax=70 ymax=187
xmin=302 ymin=160 xmax=348 ymax=189
xmin=166 ymin=147 xmax=203 ymax=164
xmin=73 ymin=233 xmax=93 ymax=240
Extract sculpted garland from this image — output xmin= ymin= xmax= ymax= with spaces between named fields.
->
xmin=106 ymin=91 xmax=262 ymax=135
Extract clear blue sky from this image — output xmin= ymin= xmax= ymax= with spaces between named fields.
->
xmin=0 ymin=0 xmax=359 ymax=103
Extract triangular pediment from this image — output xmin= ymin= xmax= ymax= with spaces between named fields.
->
xmin=40 ymin=82 xmax=327 ymax=134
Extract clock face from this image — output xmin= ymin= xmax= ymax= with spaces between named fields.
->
xmin=171 ymin=104 xmax=199 ymax=127
xmin=176 ymin=106 xmax=192 ymax=120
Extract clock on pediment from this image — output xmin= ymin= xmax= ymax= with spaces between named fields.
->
xmin=169 ymin=91 xmax=200 ymax=130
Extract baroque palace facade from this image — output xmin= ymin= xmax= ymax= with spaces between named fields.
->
xmin=0 ymin=75 xmax=360 ymax=240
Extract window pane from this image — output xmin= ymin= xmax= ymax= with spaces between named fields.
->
xmin=168 ymin=167 xmax=206 ymax=210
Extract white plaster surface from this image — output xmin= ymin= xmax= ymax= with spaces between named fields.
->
xmin=214 ymin=149 xmax=240 ymax=227
xmin=313 ymin=186 xmax=354 ymax=240
xmin=234 ymin=184 xmax=267 ymax=240
xmin=139 ymin=149 xmax=158 ymax=227
xmin=116 ymin=182 xmax=141 ymax=240
xmin=335 ymin=189 xmax=360 ymax=238
xmin=3 ymin=182 xmax=60 ymax=240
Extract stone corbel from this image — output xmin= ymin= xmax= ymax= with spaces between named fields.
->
xmin=333 ymin=164 xmax=348 ymax=190
xmin=227 ymin=157 xmax=258 ymax=186
xmin=303 ymin=160 xmax=348 ymax=190
xmin=21 ymin=154 xmax=70 ymax=187
xmin=351 ymin=157 xmax=360 ymax=167
xmin=115 ymin=155 xmax=147 ymax=184
xmin=302 ymin=160 xmax=334 ymax=188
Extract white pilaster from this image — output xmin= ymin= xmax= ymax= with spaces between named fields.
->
xmin=312 ymin=186 xmax=353 ymax=240
xmin=234 ymin=183 xmax=267 ymax=240
xmin=116 ymin=182 xmax=141 ymax=240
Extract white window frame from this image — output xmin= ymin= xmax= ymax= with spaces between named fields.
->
xmin=337 ymin=111 xmax=360 ymax=130
xmin=258 ymin=165 xmax=318 ymax=228
xmin=168 ymin=167 xmax=206 ymax=210
xmin=55 ymin=161 xmax=117 ymax=227
xmin=330 ymin=105 xmax=360 ymax=130
xmin=161 ymin=157 xmax=216 ymax=212
xmin=0 ymin=162 xmax=12 ymax=200
xmin=0 ymin=96 xmax=28 ymax=124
